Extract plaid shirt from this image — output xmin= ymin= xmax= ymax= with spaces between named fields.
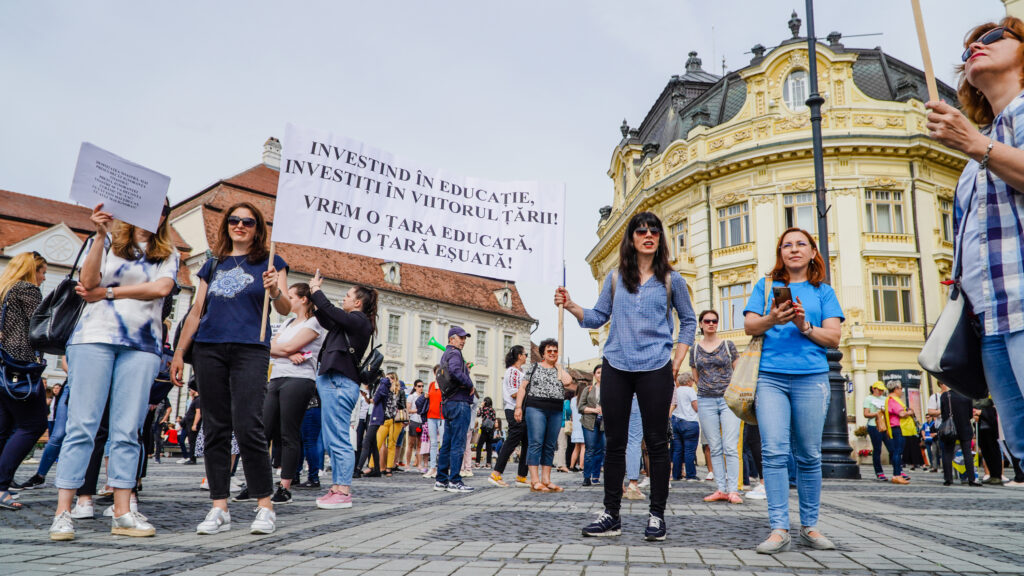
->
xmin=954 ymin=91 xmax=1024 ymax=335
xmin=580 ymin=271 xmax=697 ymax=372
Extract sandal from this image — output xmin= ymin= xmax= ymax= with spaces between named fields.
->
xmin=530 ymin=482 xmax=551 ymax=493
xmin=545 ymin=483 xmax=564 ymax=493
xmin=0 ymin=491 xmax=23 ymax=510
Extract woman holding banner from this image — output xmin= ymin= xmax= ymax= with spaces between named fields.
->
xmin=171 ymin=202 xmax=289 ymax=536
xmin=555 ymin=211 xmax=697 ymax=542
xmin=925 ymin=16 xmax=1024 ymax=470
xmin=50 ymin=204 xmax=178 ymax=541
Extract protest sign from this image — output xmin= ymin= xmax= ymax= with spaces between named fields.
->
xmin=69 ymin=143 xmax=171 ymax=233
xmin=272 ymin=124 xmax=565 ymax=285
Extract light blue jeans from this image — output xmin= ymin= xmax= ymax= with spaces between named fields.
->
xmin=524 ymin=406 xmax=562 ymax=466
xmin=625 ymin=395 xmax=643 ymax=481
xmin=981 ymin=331 xmax=1024 ymax=462
xmin=697 ymin=396 xmax=741 ymax=493
xmin=56 ymin=344 xmax=160 ymax=490
xmin=428 ymin=418 xmax=444 ymax=469
xmin=755 ymin=370 xmax=829 ymax=530
xmin=316 ymin=370 xmax=360 ymax=486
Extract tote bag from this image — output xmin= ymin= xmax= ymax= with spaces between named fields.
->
xmin=724 ymin=275 xmax=771 ymax=425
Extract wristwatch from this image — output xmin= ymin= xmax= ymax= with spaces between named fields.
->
xmin=800 ymin=322 xmax=813 ymax=336
xmin=105 ymin=287 xmax=115 ymax=300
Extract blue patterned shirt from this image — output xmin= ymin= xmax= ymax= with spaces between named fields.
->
xmin=954 ymin=90 xmax=1024 ymax=335
xmin=579 ymin=271 xmax=697 ymax=372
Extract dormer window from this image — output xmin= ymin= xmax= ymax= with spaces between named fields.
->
xmin=783 ymin=70 xmax=808 ymax=110
xmin=381 ymin=262 xmax=401 ymax=285
xmin=494 ymin=287 xmax=513 ymax=309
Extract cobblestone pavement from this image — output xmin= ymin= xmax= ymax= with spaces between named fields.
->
xmin=3 ymin=459 xmax=1024 ymax=576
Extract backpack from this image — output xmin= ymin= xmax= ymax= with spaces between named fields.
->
xmin=414 ymin=393 xmax=429 ymax=417
xmin=436 ymin=357 xmax=460 ymax=400
xmin=481 ymin=410 xmax=496 ymax=431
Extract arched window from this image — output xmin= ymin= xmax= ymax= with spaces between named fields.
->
xmin=783 ymin=70 xmax=808 ymax=110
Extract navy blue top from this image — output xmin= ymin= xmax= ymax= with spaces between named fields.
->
xmin=441 ymin=345 xmax=475 ymax=403
xmin=195 ymin=254 xmax=288 ymax=347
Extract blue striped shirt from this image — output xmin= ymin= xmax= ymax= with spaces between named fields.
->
xmin=579 ymin=271 xmax=697 ymax=372
xmin=954 ymin=90 xmax=1024 ymax=335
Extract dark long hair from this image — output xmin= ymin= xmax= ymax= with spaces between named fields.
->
xmin=505 ymin=344 xmax=525 ymax=368
xmin=618 ymin=211 xmax=672 ymax=294
xmin=769 ymin=228 xmax=826 ymax=287
xmin=353 ymin=285 xmax=379 ymax=334
xmin=290 ymin=282 xmax=312 ymax=319
xmin=214 ymin=202 xmax=269 ymax=263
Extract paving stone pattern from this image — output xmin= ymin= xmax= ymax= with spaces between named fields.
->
xmin=2 ymin=460 xmax=1024 ymax=576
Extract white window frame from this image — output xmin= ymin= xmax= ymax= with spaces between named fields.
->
xmin=419 ymin=320 xmax=432 ymax=347
xmin=784 ymin=192 xmax=817 ymax=233
xmin=387 ymin=314 xmax=401 ymax=345
xmin=872 ymin=274 xmax=913 ymax=323
xmin=783 ymin=69 xmax=808 ymax=110
xmin=476 ymin=329 xmax=488 ymax=358
xmin=718 ymin=202 xmax=750 ymax=248
xmin=670 ymin=219 xmax=688 ymax=260
xmin=864 ymin=190 xmax=905 ymax=234
xmin=938 ymin=199 xmax=953 ymax=243
xmin=718 ymin=282 xmax=750 ymax=332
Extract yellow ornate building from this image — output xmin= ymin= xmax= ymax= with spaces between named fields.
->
xmin=586 ymin=16 xmax=967 ymax=421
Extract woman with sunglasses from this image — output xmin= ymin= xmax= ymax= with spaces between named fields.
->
xmin=743 ymin=228 xmax=843 ymax=554
xmin=926 ymin=16 xmax=1024 ymax=475
xmin=49 ymin=204 xmax=178 ymax=540
xmin=405 ymin=380 xmax=425 ymax=470
xmin=690 ymin=309 xmax=741 ymax=502
xmin=172 ymin=202 xmax=290 ymax=536
xmin=556 ymin=211 xmax=697 ymax=542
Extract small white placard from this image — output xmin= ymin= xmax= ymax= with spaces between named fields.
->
xmin=69 ymin=143 xmax=171 ymax=233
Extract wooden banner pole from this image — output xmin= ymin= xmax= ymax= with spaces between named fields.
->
xmin=259 ymin=242 xmax=276 ymax=342
xmin=910 ymin=0 xmax=940 ymax=102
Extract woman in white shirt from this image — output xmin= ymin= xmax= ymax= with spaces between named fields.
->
xmin=670 ymin=372 xmax=700 ymax=481
xmin=263 ymin=282 xmax=324 ymax=504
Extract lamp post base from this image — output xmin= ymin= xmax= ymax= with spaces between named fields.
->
xmin=821 ymin=348 xmax=861 ymax=479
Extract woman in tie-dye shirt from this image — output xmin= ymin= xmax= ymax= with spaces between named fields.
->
xmin=50 ymin=202 xmax=178 ymax=542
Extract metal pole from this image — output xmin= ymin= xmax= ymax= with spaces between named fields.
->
xmin=805 ymin=0 xmax=860 ymax=479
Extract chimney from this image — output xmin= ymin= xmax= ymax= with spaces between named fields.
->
xmin=263 ymin=137 xmax=281 ymax=170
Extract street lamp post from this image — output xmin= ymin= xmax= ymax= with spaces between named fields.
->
xmin=804 ymin=0 xmax=860 ymax=479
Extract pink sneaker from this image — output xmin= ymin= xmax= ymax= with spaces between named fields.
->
xmin=316 ymin=491 xmax=352 ymax=510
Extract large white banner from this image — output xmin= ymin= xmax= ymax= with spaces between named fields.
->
xmin=69 ymin=143 xmax=171 ymax=233
xmin=272 ymin=124 xmax=565 ymax=285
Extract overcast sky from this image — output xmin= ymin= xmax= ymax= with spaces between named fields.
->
xmin=0 ymin=0 xmax=1007 ymax=363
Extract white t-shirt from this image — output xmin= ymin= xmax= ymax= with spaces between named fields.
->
xmin=502 ymin=365 xmax=525 ymax=411
xmin=408 ymin=391 xmax=423 ymax=422
xmin=356 ymin=392 xmax=371 ymax=419
xmin=269 ymin=316 xmax=325 ymax=380
xmin=672 ymin=386 xmax=698 ymax=421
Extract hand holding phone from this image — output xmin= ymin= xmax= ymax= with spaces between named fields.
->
xmin=772 ymin=286 xmax=792 ymax=306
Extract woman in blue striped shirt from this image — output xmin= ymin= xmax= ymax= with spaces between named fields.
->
xmin=556 ymin=211 xmax=697 ymax=542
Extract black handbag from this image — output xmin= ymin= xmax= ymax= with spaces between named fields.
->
xmin=937 ymin=395 xmax=959 ymax=443
xmin=29 ymin=233 xmax=94 ymax=355
xmin=0 ymin=300 xmax=46 ymax=401
xmin=918 ymin=176 xmax=989 ymax=400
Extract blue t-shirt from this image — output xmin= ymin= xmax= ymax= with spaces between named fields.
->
xmin=194 ymin=254 xmax=288 ymax=347
xmin=743 ymin=278 xmax=844 ymax=374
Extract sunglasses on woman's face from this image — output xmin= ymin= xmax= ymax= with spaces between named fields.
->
xmin=228 ymin=215 xmax=257 ymax=228
xmin=702 ymin=319 xmax=718 ymax=325
xmin=963 ymin=27 xmax=1017 ymax=62
xmin=634 ymin=226 xmax=661 ymax=237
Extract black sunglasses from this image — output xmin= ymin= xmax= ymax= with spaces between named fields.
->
xmin=634 ymin=226 xmax=661 ymax=237
xmin=227 ymin=215 xmax=257 ymax=228
xmin=702 ymin=319 xmax=719 ymax=324
xmin=963 ymin=27 xmax=1018 ymax=62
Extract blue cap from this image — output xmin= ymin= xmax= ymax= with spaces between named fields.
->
xmin=448 ymin=326 xmax=470 ymax=339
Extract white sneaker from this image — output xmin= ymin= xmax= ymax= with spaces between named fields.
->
xmin=103 ymin=499 xmax=139 ymax=517
xmin=422 ymin=469 xmax=437 ymax=479
xmin=70 ymin=503 xmax=94 ymax=519
xmin=250 ymin=506 xmax=276 ymax=535
xmin=196 ymin=507 xmax=231 ymax=535
xmin=638 ymin=476 xmax=651 ymax=488
xmin=111 ymin=511 xmax=155 ymax=537
xmin=176 ymin=458 xmax=188 ymax=464
xmin=461 ymin=469 xmax=474 ymax=478
xmin=49 ymin=511 xmax=75 ymax=541
xmin=200 ymin=478 xmax=210 ymax=490
xmin=746 ymin=483 xmax=767 ymax=500
xmin=705 ymin=471 xmax=715 ymax=482
xmin=230 ymin=477 xmax=243 ymax=492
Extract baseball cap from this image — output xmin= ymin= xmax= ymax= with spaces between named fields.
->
xmin=448 ymin=326 xmax=470 ymax=339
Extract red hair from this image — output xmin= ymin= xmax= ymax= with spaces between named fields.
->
xmin=769 ymin=228 xmax=826 ymax=287
xmin=957 ymin=17 xmax=1024 ymax=126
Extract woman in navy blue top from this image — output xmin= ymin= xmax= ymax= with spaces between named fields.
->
xmin=172 ymin=202 xmax=290 ymax=536
xmin=743 ymin=227 xmax=843 ymax=554
xmin=556 ymin=211 xmax=697 ymax=542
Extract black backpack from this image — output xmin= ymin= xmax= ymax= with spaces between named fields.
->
xmin=436 ymin=351 xmax=462 ymax=399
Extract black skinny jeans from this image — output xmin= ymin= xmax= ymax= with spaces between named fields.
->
xmin=193 ymin=342 xmax=273 ymax=501
xmin=357 ymin=423 xmax=382 ymax=473
xmin=353 ymin=417 xmax=368 ymax=471
xmin=942 ymin=418 xmax=976 ymax=484
xmin=977 ymin=426 xmax=1003 ymax=479
xmin=0 ymin=388 xmax=47 ymax=492
xmin=493 ymin=408 xmax=528 ymax=477
xmin=601 ymin=359 xmax=674 ymax=517
xmin=476 ymin=427 xmax=495 ymax=465
xmin=263 ymin=377 xmax=316 ymax=483
xmin=742 ymin=423 xmax=763 ymax=484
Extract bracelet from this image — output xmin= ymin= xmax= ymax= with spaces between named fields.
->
xmin=800 ymin=323 xmax=813 ymax=336
xmin=980 ymin=138 xmax=994 ymax=170
xmin=270 ymin=290 xmax=282 ymax=301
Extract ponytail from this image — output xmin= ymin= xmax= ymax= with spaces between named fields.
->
xmin=354 ymin=285 xmax=378 ymax=334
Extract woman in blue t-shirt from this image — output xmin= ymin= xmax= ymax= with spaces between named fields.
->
xmin=171 ymin=202 xmax=290 ymax=536
xmin=743 ymin=227 xmax=843 ymax=554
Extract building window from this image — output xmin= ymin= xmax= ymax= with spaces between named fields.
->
xmin=385 ymin=364 xmax=399 ymax=377
xmin=417 ymin=369 xmax=430 ymax=383
xmin=475 ymin=378 xmax=487 ymax=391
xmin=784 ymin=192 xmax=816 ymax=232
xmin=719 ymin=283 xmax=750 ymax=331
xmin=671 ymin=219 xmax=688 ymax=260
xmin=939 ymin=199 xmax=953 ymax=243
xmin=864 ymin=190 xmax=905 ymax=234
xmin=872 ymin=274 xmax=913 ymax=322
xmin=476 ymin=330 xmax=488 ymax=358
xmin=503 ymin=334 xmax=513 ymax=353
xmin=783 ymin=70 xmax=808 ymax=110
xmin=718 ymin=202 xmax=750 ymax=247
xmin=387 ymin=314 xmax=401 ymax=344
xmin=419 ymin=320 xmax=432 ymax=347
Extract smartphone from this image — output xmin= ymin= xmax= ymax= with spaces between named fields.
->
xmin=772 ymin=286 xmax=792 ymax=306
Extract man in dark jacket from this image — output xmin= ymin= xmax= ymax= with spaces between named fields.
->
xmin=434 ymin=326 xmax=476 ymax=493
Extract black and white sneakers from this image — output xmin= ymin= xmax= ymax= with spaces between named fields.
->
xmin=644 ymin=514 xmax=666 ymax=541
xmin=582 ymin=512 xmax=622 ymax=537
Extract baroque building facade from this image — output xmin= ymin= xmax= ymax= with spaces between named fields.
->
xmin=586 ymin=15 xmax=967 ymax=422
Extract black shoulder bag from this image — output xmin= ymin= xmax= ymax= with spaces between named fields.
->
xmin=1 ymin=296 xmax=47 ymax=400
xmin=29 ymin=233 xmax=95 ymax=355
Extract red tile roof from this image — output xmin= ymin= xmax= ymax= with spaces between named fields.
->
xmin=170 ymin=165 xmax=533 ymax=321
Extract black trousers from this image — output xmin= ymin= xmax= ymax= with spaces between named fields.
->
xmin=357 ymin=423 xmax=382 ymax=473
xmin=977 ymin=426 xmax=1003 ymax=479
xmin=494 ymin=408 xmax=528 ymax=477
xmin=742 ymin=423 xmax=763 ymax=484
xmin=942 ymin=419 xmax=976 ymax=483
xmin=476 ymin=427 xmax=495 ymax=465
xmin=353 ymin=417 xmax=368 ymax=471
xmin=601 ymin=359 xmax=673 ymax=517
xmin=193 ymin=342 xmax=273 ymax=501
xmin=263 ymin=377 xmax=316 ymax=482
xmin=186 ymin=428 xmax=199 ymax=462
